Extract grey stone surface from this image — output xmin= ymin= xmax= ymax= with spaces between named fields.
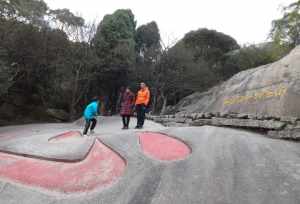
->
xmin=204 ymin=112 xmax=213 ymax=118
xmin=186 ymin=113 xmax=198 ymax=120
xmin=1 ymin=118 xmax=300 ymax=203
xmin=153 ymin=117 xmax=176 ymax=123
xmin=211 ymin=118 xmax=286 ymax=130
xmin=219 ymin=112 xmax=229 ymax=118
xmin=214 ymin=112 xmax=221 ymax=117
xmin=48 ymin=125 xmax=300 ymax=204
xmin=191 ymin=113 xmax=198 ymax=120
xmin=189 ymin=119 xmax=213 ymax=126
xmin=0 ymin=183 xmax=56 ymax=204
xmin=268 ymin=128 xmax=300 ymax=140
xmin=280 ymin=116 xmax=298 ymax=124
xmin=236 ymin=113 xmax=249 ymax=119
xmin=190 ymin=118 xmax=286 ymax=130
xmin=174 ymin=117 xmax=186 ymax=123
xmin=0 ymin=132 xmax=94 ymax=162
xmin=293 ymin=121 xmax=300 ymax=128
xmin=247 ymin=114 xmax=257 ymax=120
xmin=174 ymin=46 xmax=300 ymax=118
xmin=196 ymin=112 xmax=205 ymax=119
xmin=256 ymin=114 xmax=265 ymax=120
xmin=260 ymin=115 xmax=273 ymax=120
xmin=163 ymin=122 xmax=190 ymax=127
xmin=156 ymin=113 xmax=300 ymax=140
xmin=0 ymin=181 xmax=6 ymax=193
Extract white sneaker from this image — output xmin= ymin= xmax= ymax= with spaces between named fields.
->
xmin=83 ymin=134 xmax=87 ymax=137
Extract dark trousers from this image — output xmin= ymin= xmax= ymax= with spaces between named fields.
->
xmin=83 ymin=118 xmax=97 ymax=135
xmin=136 ymin=104 xmax=146 ymax=127
xmin=122 ymin=115 xmax=131 ymax=127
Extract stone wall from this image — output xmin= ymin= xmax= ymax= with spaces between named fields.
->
xmin=147 ymin=112 xmax=300 ymax=140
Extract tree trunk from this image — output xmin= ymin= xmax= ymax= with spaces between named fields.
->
xmin=151 ymin=88 xmax=158 ymax=114
xmin=160 ymin=93 xmax=167 ymax=115
xmin=152 ymin=94 xmax=157 ymax=114
xmin=69 ymin=69 xmax=80 ymax=121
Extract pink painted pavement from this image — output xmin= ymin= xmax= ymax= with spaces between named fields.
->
xmin=0 ymin=139 xmax=126 ymax=193
xmin=48 ymin=131 xmax=82 ymax=142
xmin=139 ymin=132 xmax=191 ymax=161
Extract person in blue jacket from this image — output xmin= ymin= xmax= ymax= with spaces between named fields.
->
xmin=83 ymin=96 xmax=101 ymax=136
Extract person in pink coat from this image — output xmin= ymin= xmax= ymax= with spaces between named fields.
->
xmin=120 ymin=87 xmax=135 ymax=129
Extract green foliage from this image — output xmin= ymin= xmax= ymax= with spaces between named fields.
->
xmin=219 ymin=43 xmax=291 ymax=80
xmin=180 ymin=28 xmax=240 ymax=83
xmin=0 ymin=19 xmax=68 ymax=101
xmin=0 ymin=0 xmax=85 ymax=37
xmin=183 ymin=28 xmax=239 ymax=62
xmin=220 ymin=45 xmax=270 ymax=79
xmin=93 ymin=9 xmax=136 ymax=71
xmin=49 ymin=9 xmax=84 ymax=28
xmin=135 ymin=21 xmax=161 ymax=63
xmin=167 ymin=29 xmax=239 ymax=89
xmin=161 ymin=41 xmax=215 ymax=92
xmin=0 ymin=58 xmax=14 ymax=96
xmin=270 ymin=1 xmax=300 ymax=47
xmin=49 ymin=8 xmax=85 ymax=39
xmin=0 ymin=0 xmax=48 ymax=26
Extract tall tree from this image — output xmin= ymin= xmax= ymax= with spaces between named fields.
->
xmin=220 ymin=44 xmax=281 ymax=80
xmin=183 ymin=28 xmax=239 ymax=63
xmin=182 ymin=28 xmax=239 ymax=81
xmin=49 ymin=9 xmax=85 ymax=41
xmin=93 ymin=9 xmax=136 ymax=71
xmin=131 ymin=21 xmax=162 ymax=112
xmin=135 ymin=21 xmax=161 ymax=63
xmin=92 ymin=9 xmax=137 ymax=111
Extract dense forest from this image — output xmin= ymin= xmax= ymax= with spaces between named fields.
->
xmin=0 ymin=0 xmax=298 ymax=124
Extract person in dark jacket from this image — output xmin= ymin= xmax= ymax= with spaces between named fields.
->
xmin=120 ymin=87 xmax=135 ymax=129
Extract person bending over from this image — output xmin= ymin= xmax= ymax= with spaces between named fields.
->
xmin=83 ymin=96 xmax=101 ymax=136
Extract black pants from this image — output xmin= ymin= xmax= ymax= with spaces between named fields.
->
xmin=136 ymin=104 xmax=146 ymax=127
xmin=122 ymin=115 xmax=131 ymax=127
xmin=83 ymin=118 xmax=97 ymax=135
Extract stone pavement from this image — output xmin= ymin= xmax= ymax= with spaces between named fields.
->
xmin=0 ymin=116 xmax=300 ymax=203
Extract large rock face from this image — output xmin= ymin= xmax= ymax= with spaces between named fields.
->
xmin=174 ymin=46 xmax=300 ymax=117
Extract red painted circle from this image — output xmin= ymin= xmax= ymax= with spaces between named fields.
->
xmin=0 ymin=140 xmax=126 ymax=193
xmin=139 ymin=132 xmax=191 ymax=161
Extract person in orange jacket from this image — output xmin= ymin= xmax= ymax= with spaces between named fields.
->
xmin=135 ymin=82 xmax=150 ymax=129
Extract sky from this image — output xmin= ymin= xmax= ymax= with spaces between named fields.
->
xmin=45 ymin=0 xmax=295 ymax=45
